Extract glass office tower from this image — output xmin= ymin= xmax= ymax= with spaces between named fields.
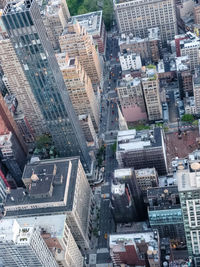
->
xmin=2 ymin=0 xmax=92 ymax=172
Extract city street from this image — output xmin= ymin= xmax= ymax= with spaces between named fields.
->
xmin=96 ymin=36 xmax=120 ymax=263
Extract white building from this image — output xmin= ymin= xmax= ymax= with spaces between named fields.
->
xmin=0 ymin=220 xmax=58 ymax=267
xmin=1 ymin=215 xmax=83 ymax=267
xmin=180 ymin=32 xmax=200 ymax=71
xmin=119 ymin=52 xmax=142 ymax=71
xmin=114 ymin=0 xmax=177 ymax=43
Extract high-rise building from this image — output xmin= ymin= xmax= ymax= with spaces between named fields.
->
xmin=116 ymin=75 xmax=147 ymax=123
xmin=79 ymin=114 xmax=98 ymax=146
xmin=142 ymin=66 xmax=162 ymax=121
xmin=114 ymin=0 xmax=177 ymax=43
xmin=4 ymin=157 xmax=93 ymax=251
xmin=73 ymin=10 xmax=106 ymax=54
xmin=0 ymin=92 xmax=27 ymax=153
xmin=0 ymin=169 xmax=9 ymax=205
xmin=42 ymin=0 xmax=70 ymax=50
xmin=135 ymin=167 xmax=158 ymax=193
xmin=0 ymin=131 xmax=26 ymax=186
xmin=193 ymin=69 xmax=200 ymax=114
xmin=0 ymin=220 xmax=58 ymax=267
xmin=1 ymin=215 xmax=84 ymax=267
xmin=112 ymin=168 xmax=145 ymax=222
xmin=110 ymin=231 xmax=160 ymax=267
xmin=194 ymin=4 xmax=200 ymax=25
xmin=179 ymin=32 xmax=200 ymax=71
xmin=0 ymin=38 xmax=45 ymax=136
xmin=176 ymin=155 xmax=200 ymax=265
xmin=148 ymin=186 xmax=186 ymax=244
xmin=116 ymin=128 xmax=167 ymax=175
xmin=59 ymin=21 xmax=102 ymax=85
xmin=119 ymin=51 xmax=142 ymax=71
xmin=2 ymin=0 xmax=92 ymax=172
xmin=56 ymin=52 xmax=99 ymax=130
xmin=111 ymin=183 xmax=138 ymax=222
xmin=119 ymin=27 xmax=161 ymax=64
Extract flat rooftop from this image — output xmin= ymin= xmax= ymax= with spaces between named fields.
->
xmin=117 ymin=128 xmax=162 ymax=152
xmin=117 ymin=76 xmax=141 ymax=88
xmin=147 ymin=186 xmax=180 ymax=210
xmin=111 ymin=183 xmax=125 ymax=195
xmin=109 ymin=231 xmax=159 ymax=251
xmin=73 ymin=10 xmax=102 ymax=36
xmin=0 ymin=214 xmax=66 ymax=241
xmin=114 ymin=168 xmax=132 ymax=178
xmin=135 ymin=168 xmax=157 ymax=177
xmin=4 ymin=157 xmax=80 ymax=218
xmin=3 ymin=0 xmax=33 ymax=15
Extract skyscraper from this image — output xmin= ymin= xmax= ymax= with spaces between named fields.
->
xmin=59 ymin=21 xmax=102 ymax=86
xmin=1 ymin=215 xmax=84 ymax=267
xmin=114 ymin=0 xmax=177 ymax=44
xmin=142 ymin=66 xmax=162 ymax=121
xmin=176 ymin=155 xmax=200 ymax=265
xmin=56 ymin=53 xmax=99 ymax=131
xmin=0 ymin=220 xmax=58 ymax=267
xmin=2 ymin=0 xmax=91 ymax=172
xmin=4 ymin=157 xmax=93 ymax=251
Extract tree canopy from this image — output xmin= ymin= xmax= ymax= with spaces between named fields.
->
xmin=67 ymin=0 xmax=113 ymax=30
xmin=181 ymin=114 xmax=194 ymax=123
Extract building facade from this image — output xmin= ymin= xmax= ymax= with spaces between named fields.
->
xmin=0 ymin=220 xmax=58 ymax=267
xmin=59 ymin=21 xmax=102 ymax=85
xmin=73 ymin=10 xmax=106 ymax=54
xmin=119 ymin=52 xmax=142 ymax=71
xmin=4 ymin=157 xmax=93 ymax=251
xmin=116 ymin=128 xmax=167 ymax=175
xmin=56 ymin=53 xmax=99 ymax=130
xmin=42 ymin=0 xmax=70 ymax=50
xmin=2 ymin=0 xmax=92 ymax=172
xmin=114 ymin=0 xmax=177 ymax=44
xmin=179 ymin=32 xmax=200 ymax=71
xmin=142 ymin=67 xmax=162 ymax=121
xmin=110 ymin=231 xmax=160 ymax=267
xmin=148 ymin=186 xmax=186 ymax=244
xmin=135 ymin=167 xmax=158 ymax=193
xmin=193 ymin=69 xmax=200 ymax=114
xmin=117 ymin=75 xmax=147 ymax=123
xmin=119 ymin=27 xmax=161 ymax=64
xmin=1 ymin=215 xmax=83 ymax=267
xmin=0 ymin=38 xmax=46 ymax=136
xmin=176 ymin=156 xmax=200 ymax=265
xmin=194 ymin=4 xmax=200 ymax=25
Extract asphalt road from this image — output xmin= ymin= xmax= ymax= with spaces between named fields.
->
xmin=168 ymin=90 xmax=179 ymax=123
xmin=98 ymin=36 xmax=120 ymax=249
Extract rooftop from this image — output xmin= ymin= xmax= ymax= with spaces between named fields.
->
xmin=174 ymin=151 xmax=200 ymax=192
xmin=4 ymin=157 xmax=80 ymax=217
xmin=175 ymin=56 xmax=189 ymax=72
xmin=73 ymin=10 xmax=102 ymax=36
xmin=111 ymin=183 xmax=125 ymax=195
xmin=180 ymin=32 xmax=200 ymax=48
xmin=109 ymin=231 xmax=159 ymax=259
xmin=117 ymin=76 xmax=141 ymax=87
xmin=3 ymin=0 xmax=33 ymax=15
xmin=114 ymin=168 xmax=132 ymax=178
xmin=119 ymin=27 xmax=160 ymax=46
xmin=135 ymin=168 xmax=157 ymax=177
xmin=0 ymin=214 xmax=66 ymax=241
xmin=117 ymin=128 xmax=162 ymax=152
xmin=147 ymin=186 xmax=180 ymax=211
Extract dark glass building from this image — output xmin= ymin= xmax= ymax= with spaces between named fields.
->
xmin=2 ymin=0 xmax=91 ymax=172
